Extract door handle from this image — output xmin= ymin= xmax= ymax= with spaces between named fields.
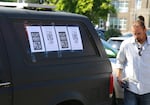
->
xmin=0 ymin=82 xmax=11 ymax=87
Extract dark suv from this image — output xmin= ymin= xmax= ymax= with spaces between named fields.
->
xmin=0 ymin=4 xmax=113 ymax=105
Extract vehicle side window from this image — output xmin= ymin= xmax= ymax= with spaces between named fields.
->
xmin=12 ymin=19 xmax=99 ymax=64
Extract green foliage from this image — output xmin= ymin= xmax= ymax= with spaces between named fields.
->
xmin=105 ymin=28 xmax=122 ymax=40
xmin=49 ymin=0 xmax=116 ymax=24
xmin=1 ymin=0 xmax=116 ymax=25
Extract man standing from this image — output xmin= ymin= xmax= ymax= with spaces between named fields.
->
xmin=116 ymin=20 xmax=150 ymax=105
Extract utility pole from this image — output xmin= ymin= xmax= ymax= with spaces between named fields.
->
xmin=106 ymin=13 xmax=110 ymax=30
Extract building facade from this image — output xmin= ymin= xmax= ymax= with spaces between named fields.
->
xmin=100 ymin=0 xmax=150 ymax=33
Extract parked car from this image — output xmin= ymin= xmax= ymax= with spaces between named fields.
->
xmin=122 ymin=32 xmax=133 ymax=37
xmin=101 ymin=39 xmax=118 ymax=58
xmin=0 ymin=3 xmax=114 ymax=105
xmin=96 ymin=28 xmax=106 ymax=40
xmin=146 ymin=29 xmax=150 ymax=36
xmin=101 ymin=39 xmax=124 ymax=105
xmin=107 ymin=36 xmax=129 ymax=50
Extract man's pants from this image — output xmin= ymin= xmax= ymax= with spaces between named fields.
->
xmin=124 ymin=89 xmax=150 ymax=105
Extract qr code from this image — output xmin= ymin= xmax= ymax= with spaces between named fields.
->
xmin=46 ymin=31 xmax=54 ymax=44
xmin=59 ymin=32 xmax=69 ymax=48
xmin=31 ymin=32 xmax=42 ymax=50
xmin=72 ymin=31 xmax=78 ymax=43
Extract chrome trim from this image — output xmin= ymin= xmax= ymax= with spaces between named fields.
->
xmin=0 ymin=82 xmax=11 ymax=87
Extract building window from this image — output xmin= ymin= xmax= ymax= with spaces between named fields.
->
xmin=112 ymin=0 xmax=128 ymax=13
xmin=99 ymin=19 xmax=105 ymax=29
xmin=110 ymin=18 xmax=127 ymax=30
xmin=110 ymin=18 xmax=119 ymax=29
xmin=119 ymin=18 xmax=127 ymax=30
xmin=148 ymin=16 xmax=150 ymax=28
xmin=119 ymin=1 xmax=128 ymax=12
xmin=136 ymin=0 xmax=142 ymax=10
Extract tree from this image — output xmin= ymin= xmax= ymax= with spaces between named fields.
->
xmin=1 ymin=0 xmax=116 ymax=25
xmin=49 ymin=0 xmax=116 ymax=25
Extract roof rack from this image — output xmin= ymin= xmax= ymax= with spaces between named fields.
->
xmin=0 ymin=2 xmax=55 ymax=10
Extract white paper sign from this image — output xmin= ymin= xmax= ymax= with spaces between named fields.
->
xmin=41 ymin=26 xmax=59 ymax=51
xmin=67 ymin=26 xmax=83 ymax=50
xmin=55 ymin=26 xmax=71 ymax=50
xmin=26 ymin=26 xmax=45 ymax=53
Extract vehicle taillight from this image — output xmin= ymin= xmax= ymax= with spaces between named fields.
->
xmin=109 ymin=74 xmax=114 ymax=98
